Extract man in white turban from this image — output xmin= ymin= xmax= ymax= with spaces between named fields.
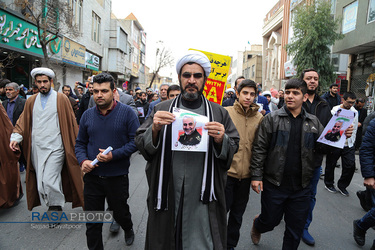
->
xmin=9 ymin=67 xmax=83 ymax=216
xmin=136 ymin=50 xmax=240 ymax=249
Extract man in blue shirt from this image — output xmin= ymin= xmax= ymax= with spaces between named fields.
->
xmin=75 ymin=73 xmax=140 ymax=249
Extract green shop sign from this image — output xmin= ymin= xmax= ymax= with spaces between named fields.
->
xmin=0 ymin=9 xmax=61 ymax=57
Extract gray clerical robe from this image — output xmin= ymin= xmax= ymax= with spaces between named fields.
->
xmin=135 ymin=98 xmax=239 ymax=250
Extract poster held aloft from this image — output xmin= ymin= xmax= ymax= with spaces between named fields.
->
xmin=317 ymin=109 xmax=355 ymax=149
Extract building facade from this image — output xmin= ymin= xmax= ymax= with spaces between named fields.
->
xmin=262 ymin=0 xmax=286 ymax=91
xmin=333 ymin=0 xmax=375 ymax=111
xmin=242 ymin=45 xmax=262 ymax=84
xmin=0 ymin=0 xmax=147 ymax=92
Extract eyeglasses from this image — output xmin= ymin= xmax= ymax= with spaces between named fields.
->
xmin=183 ymin=122 xmax=194 ymax=126
xmin=345 ymin=101 xmax=355 ymax=105
xmin=181 ymin=72 xmax=203 ymax=79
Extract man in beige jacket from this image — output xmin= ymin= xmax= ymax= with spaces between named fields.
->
xmin=224 ymin=79 xmax=263 ymax=250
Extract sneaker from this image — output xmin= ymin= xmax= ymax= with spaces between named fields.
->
xmin=251 ymin=215 xmax=261 ymax=245
xmin=302 ymin=229 xmax=315 ymax=246
xmin=338 ymin=187 xmax=349 ymax=197
xmin=325 ymin=185 xmax=337 ymax=193
xmin=125 ymin=228 xmax=135 ymax=246
xmin=109 ymin=219 xmax=120 ymax=233
xmin=353 ymin=220 xmax=366 ymax=246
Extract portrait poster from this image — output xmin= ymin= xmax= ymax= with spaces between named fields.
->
xmin=171 ymin=107 xmax=209 ymax=152
xmin=317 ymin=109 xmax=355 ymax=149
xmin=137 ymin=107 xmax=145 ymax=117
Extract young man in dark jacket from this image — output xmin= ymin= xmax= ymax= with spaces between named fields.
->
xmin=321 ymin=83 xmax=341 ymax=109
xmin=76 ymin=81 xmax=93 ymax=125
xmin=250 ymin=79 xmax=323 ymax=249
xmin=353 ymin=118 xmax=375 ymax=248
xmin=135 ymin=91 xmax=149 ymax=125
xmin=250 ymin=79 xmax=353 ymax=249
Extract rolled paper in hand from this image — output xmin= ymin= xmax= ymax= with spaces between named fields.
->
xmin=91 ymin=146 xmax=113 ymax=166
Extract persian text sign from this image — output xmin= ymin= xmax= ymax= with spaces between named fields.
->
xmin=0 ymin=9 xmax=42 ymax=55
xmin=62 ymin=37 xmax=85 ymax=67
xmin=85 ymin=51 xmax=99 ymax=71
xmin=191 ymin=49 xmax=231 ymax=105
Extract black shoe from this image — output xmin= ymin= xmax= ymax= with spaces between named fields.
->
xmin=338 ymin=187 xmax=349 ymax=197
xmin=357 ymin=191 xmax=371 ymax=211
xmin=325 ymin=185 xmax=337 ymax=193
xmin=125 ymin=228 xmax=134 ymax=246
xmin=48 ymin=206 xmax=62 ymax=211
xmin=353 ymin=220 xmax=366 ymax=246
xmin=109 ymin=220 xmax=120 ymax=233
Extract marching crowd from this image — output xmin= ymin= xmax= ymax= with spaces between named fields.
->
xmin=0 ymin=50 xmax=375 ymax=250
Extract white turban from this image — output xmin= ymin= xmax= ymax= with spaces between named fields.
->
xmin=262 ymin=90 xmax=271 ymax=97
xmin=30 ymin=67 xmax=55 ymax=79
xmin=226 ymin=88 xmax=235 ymax=94
xmin=176 ymin=50 xmax=211 ymax=77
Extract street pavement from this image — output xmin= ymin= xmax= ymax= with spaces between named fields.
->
xmin=0 ymin=152 xmax=374 ymax=249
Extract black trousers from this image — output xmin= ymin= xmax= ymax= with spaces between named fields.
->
xmin=254 ymin=180 xmax=311 ymax=250
xmin=84 ymin=174 xmax=133 ymax=250
xmin=324 ymin=146 xmax=356 ymax=189
xmin=225 ymin=176 xmax=251 ymax=248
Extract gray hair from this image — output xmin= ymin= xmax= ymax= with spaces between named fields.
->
xmin=5 ymin=82 xmax=19 ymax=90
xmin=182 ymin=115 xmax=196 ymax=123
xmin=160 ymin=83 xmax=169 ymax=90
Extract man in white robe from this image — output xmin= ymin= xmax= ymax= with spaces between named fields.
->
xmin=9 ymin=67 xmax=83 ymax=212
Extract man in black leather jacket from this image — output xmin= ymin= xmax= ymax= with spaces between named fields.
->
xmin=250 ymin=79 xmax=325 ymax=249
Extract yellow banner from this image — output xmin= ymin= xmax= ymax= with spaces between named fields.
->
xmin=191 ymin=49 xmax=231 ymax=105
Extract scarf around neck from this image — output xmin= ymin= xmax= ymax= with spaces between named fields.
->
xmin=155 ymin=94 xmax=216 ymax=211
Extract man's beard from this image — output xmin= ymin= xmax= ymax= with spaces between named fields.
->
xmin=307 ymin=88 xmax=316 ymax=95
xmin=39 ymin=87 xmax=51 ymax=95
xmin=181 ymin=84 xmax=203 ymax=101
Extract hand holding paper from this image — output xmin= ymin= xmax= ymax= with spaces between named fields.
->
xmin=92 ymin=146 xmax=113 ymax=165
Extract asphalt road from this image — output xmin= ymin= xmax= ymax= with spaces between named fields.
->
xmin=0 ymin=152 xmax=373 ymax=249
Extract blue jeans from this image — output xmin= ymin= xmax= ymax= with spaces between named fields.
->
xmin=304 ymin=166 xmax=321 ymax=230
xmin=358 ymin=188 xmax=375 ymax=231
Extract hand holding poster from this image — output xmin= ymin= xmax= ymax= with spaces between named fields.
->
xmin=172 ymin=107 xmax=209 ymax=152
xmin=317 ymin=109 xmax=355 ymax=149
